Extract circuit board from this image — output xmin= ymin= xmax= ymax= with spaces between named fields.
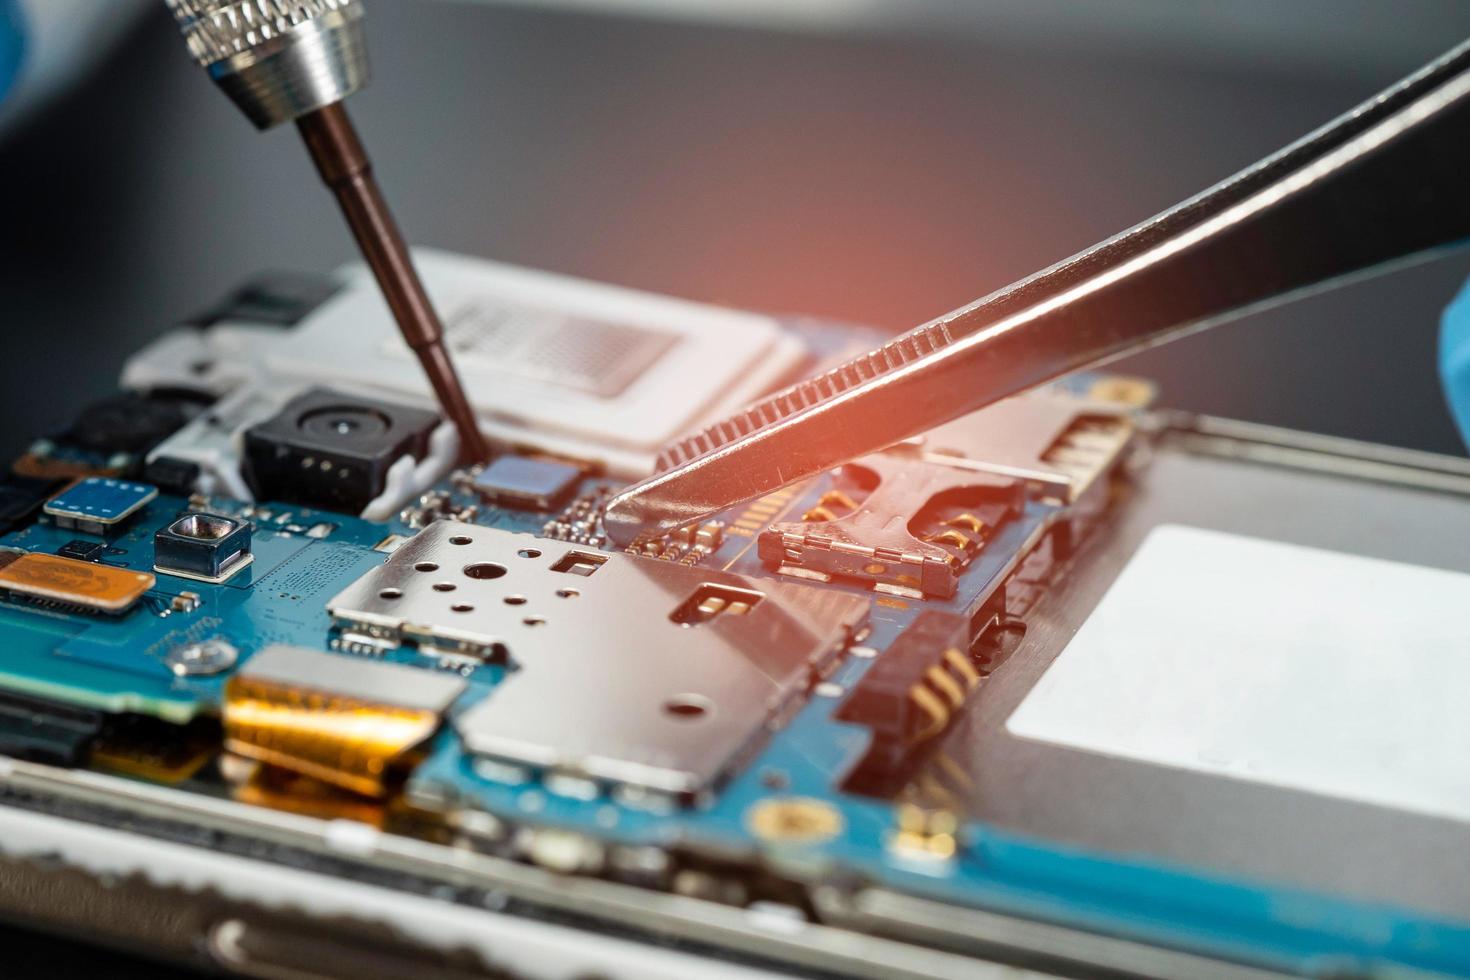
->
xmin=3 ymin=255 xmax=1470 ymax=979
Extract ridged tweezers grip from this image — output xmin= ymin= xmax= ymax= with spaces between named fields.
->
xmin=604 ymin=37 xmax=1470 ymax=549
xmin=656 ymin=320 xmax=955 ymax=472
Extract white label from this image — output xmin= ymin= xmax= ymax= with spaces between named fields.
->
xmin=1006 ymin=525 xmax=1470 ymax=824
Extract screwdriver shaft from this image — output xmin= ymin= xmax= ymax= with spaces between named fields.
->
xmin=296 ymin=103 xmax=489 ymax=464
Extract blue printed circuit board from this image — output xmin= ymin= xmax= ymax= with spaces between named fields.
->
xmin=0 ymin=460 xmax=1466 ymax=978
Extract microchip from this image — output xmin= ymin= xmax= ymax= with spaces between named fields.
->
xmin=43 ymin=477 xmax=157 ymax=535
xmin=0 ymin=552 xmax=154 ymax=614
xmin=472 ymin=455 xmax=582 ymax=510
xmin=57 ymin=539 xmax=107 ymax=562
xmin=142 ymin=455 xmax=202 ymax=497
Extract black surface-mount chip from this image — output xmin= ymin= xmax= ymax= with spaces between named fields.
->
xmin=143 ymin=456 xmax=202 ymax=497
xmin=57 ymin=539 xmax=107 ymax=562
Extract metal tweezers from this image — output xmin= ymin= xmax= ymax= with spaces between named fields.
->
xmin=604 ymin=38 xmax=1470 ymax=547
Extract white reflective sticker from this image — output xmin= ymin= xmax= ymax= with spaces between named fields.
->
xmin=1006 ymin=524 xmax=1470 ymax=823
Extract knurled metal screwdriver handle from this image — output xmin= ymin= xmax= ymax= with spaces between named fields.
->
xmin=165 ymin=0 xmax=490 ymax=463
xmin=166 ymin=0 xmax=370 ymax=129
xmin=603 ymin=37 xmax=1470 ymax=547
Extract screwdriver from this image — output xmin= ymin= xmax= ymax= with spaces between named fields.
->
xmin=165 ymin=0 xmax=490 ymax=464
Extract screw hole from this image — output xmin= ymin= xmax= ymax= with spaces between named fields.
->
xmin=414 ymin=561 xmax=439 ymax=572
xmin=432 ymin=582 xmax=457 ymax=592
xmin=450 ymin=603 xmax=474 ymax=613
xmin=663 ymin=694 xmax=712 ymax=720
xmin=517 ymin=548 xmax=542 ymax=559
xmin=449 ymin=535 xmax=473 ymax=546
xmin=463 ymin=562 xmax=508 ymax=580
xmin=522 ymin=616 xmax=546 ymax=627
xmin=556 ymin=588 xmax=580 ymax=598
xmin=503 ymin=595 xmax=527 ymax=606
xmin=378 ymin=588 xmax=402 ymax=600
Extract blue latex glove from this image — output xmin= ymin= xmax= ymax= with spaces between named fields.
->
xmin=1441 ymin=278 xmax=1470 ymax=449
xmin=0 ymin=0 xmax=22 ymax=104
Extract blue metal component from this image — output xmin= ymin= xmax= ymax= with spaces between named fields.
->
xmin=42 ymin=477 xmax=157 ymax=533
xmin=1440 ymin=274 xmax=1470 ymax=448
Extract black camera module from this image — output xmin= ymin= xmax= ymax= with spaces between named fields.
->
xmin=243 ymin=388 xmax=439 ymax=514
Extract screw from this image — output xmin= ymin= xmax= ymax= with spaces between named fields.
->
xmin=167 ymin=638 xmax=238 ymax=677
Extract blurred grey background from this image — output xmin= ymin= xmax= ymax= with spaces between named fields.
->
xmin=3 ymin=0 xmax=1470 ymax=468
